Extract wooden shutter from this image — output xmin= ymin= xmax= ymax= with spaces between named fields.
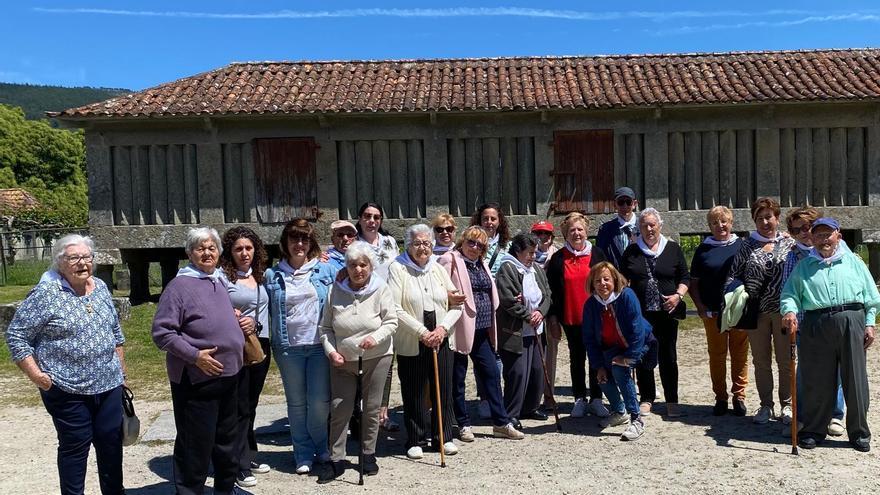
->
xmin=253 ymin=138 xmax=318 ymax=223
xmin=552 ymin=130 xmax=614 ymax=213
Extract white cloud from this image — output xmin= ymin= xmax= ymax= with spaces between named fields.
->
xmin=653 ymin=13 xmax=880 ymax=35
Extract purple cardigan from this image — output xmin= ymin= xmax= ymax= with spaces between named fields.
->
xmin=152 ymin=276 xmax=244 ymax=384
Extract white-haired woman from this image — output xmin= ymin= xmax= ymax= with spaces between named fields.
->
xmin=6 ymin=234 xmax=126 ymax=495
xmin=318 ymin=242 xmax=398 ymax=483
xmin=152 ymin=227 xmax=245 ymax=495
xmin=388 ymin=224 xmax=462 ymax=460
xmin=620 ymin=209 xmax=690 ymax=418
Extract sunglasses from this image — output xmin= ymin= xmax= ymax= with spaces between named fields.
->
xmin=466 ymin=239 xmax=487 ymax=250
xmin=434 ymin=225 xmax=455 ymax=234
xmin=616 ymin=198 xmax=633 ymax=206
xmin=789 ymin=224 xmax=810 ymax=234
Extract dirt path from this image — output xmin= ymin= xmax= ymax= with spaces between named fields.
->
xmin=2 ymin=329 xmax=878 ymax=494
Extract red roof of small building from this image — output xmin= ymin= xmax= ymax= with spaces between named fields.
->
xmin=0 ymin=188 xmax=40 ymax=212
xmin=54 ymin=48 xmax=880 ymax=119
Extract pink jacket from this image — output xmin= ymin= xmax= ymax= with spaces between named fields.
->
xmin=437 ymin=250 xmax=500 ymax=354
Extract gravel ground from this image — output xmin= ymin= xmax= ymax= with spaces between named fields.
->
xmin=2 ymin=328 xmax=879 ymax=494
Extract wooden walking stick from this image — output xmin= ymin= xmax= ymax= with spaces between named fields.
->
xmin=357 ymin=355 xmax=365 ymax=484
xmin=431 ymin=347 xmax=447 ymax=468
xmin=535 ymin=333 xmax=562 ymax=432
xmin=789 ymin=327 xmax=799 ymax=455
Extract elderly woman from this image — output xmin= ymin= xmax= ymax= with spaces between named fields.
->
xmin=545 ymin=212 xmax=608 ymax=418
xmin=265 ymin=218 xmax=336 ymax=475
xmin=620 ymin=208 xmax=690 ymax=418
xmin=218 ymin=227 xmax=271 ymax=487
xmin=432 ymin=213 xmax=457 ymax=256
xmin=496 ymin=233 xmax=553 ymax=429
xmin=438 ymin=226 xmax=524 ymax=441
xmin=689 ymin=206 xmax=749 ymax=417
xmin=6 ymin=235 xmax=125 ymax=495
xmin=582 ymin=262 xmax=654 ymax=441
xmin=152 ymin=227 xmax=244 ymax=495
xmin=318 ymin=242 xmax=398 ymax=482
xmin=725 ymin=197 xmax=795 ymax=426
xmin=388 ymin=224 xmax=462 ymax=459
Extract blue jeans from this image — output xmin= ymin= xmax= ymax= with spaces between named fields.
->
xmin=275 ymin=343 xmax=330 ymax=466
xmin=598 ymin=363 xmax=639 ymax=417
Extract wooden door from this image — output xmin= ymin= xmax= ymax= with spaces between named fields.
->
xmin=253 ymin=137 xmax=318 ymax=223
xmin=552 ymin=130 xmax=614 ymax=213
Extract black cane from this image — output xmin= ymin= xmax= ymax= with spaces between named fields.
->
xmin=357 ymin=355 xmax=365 ymax=484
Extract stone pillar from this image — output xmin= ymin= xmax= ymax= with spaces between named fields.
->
xmin=160 ymin=258 xmax=180 ymax=290
xmin=868 ymin=243 xmax=880 ymax=283
xmin=127 ymin=258 xmax=150 ymax=305
xmin=94 ymin=264 xmax=114 ymax=290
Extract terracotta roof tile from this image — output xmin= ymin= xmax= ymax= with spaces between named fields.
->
xmin=0 ymin=188 xmax=40 ymax=213
xmin=54 ymin=49 xmax=880 ymax=119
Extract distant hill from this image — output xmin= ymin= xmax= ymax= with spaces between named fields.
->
xmin=0 ymin=82 xmax=131 ymax=120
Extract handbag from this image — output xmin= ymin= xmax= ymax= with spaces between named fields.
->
xmin=121 ymin=385 xmax=140 ymax=447
xmin=243 ymin=285 xmax=267 ymax=365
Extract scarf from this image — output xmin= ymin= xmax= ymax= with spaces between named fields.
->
xmin=636 ymin=235 xmax=668 ymax=258
xmin=327 ymin=247 xmax=346 ymax=264
xmin=502 ymin=254 xmax=543 ymax=335
xmin=615 ymin=214 xmax=638 ymax=254
xmin=395 ymin=250 xmax=435 ymax=274
xmin=278 ymin=258 xmax=318 ymax=277
xmin=177 ymin=264 xmax=223 ymax=282
xmin=235 ymin=267 xmax=253 ymax=278
xmin=433 ymin=244 xmax=452 ymax=255
xmin=702 ymin=233 xmax=739 ymax=247
xmin=749 ymin=230 xmax=784 ymax=243
xmin=593 ymin=291 xmax=620 ymax=308
xmin=488 ymin=233 xmax=500 ymax=247
xmin=564 ymin=241 xmax=592 ymax=257
xmin=535 ymin=247 xmax=550 ymax=265
xmin=809 ymin=243 xmax=845 ymax=266
xmin=336 ymin=275 xmax=384 ymax=297
xmin=500 ymin=253 xmax=533 ymax=275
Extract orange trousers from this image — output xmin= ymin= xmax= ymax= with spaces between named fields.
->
xmin=702 ymin=316 xmax=750 ymax=402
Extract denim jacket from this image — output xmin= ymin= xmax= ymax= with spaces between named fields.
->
xmin=265 ymin=261 xmax=336 ymax=351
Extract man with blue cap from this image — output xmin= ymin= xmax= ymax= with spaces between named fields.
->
xmin=597 ymin=186 xmax=638 ymax=269
xmin=780 ymin=217 xmax=879 ymax=452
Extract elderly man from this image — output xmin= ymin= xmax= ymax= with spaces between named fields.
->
xmin=780 ymin=217 xmax=879 ymax=452
xmin=326 ymin=220 xmax=358 ymax=273
xmin=597 ymin=186 xmax=639 ymax=269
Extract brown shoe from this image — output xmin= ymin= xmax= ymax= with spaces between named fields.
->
xmin=493 ymin=423 xmax=525 ymax=439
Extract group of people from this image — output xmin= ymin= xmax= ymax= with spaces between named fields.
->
xmin=5 ymin=188 xmax=878 ymax=495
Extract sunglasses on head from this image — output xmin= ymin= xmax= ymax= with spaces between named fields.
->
xmin=466 ymin=239 xmax=486 ymax=250
xmin=434 ymin=225 xmax=455 ymax=234
xmin=616 ymin=198 xmax=633 ymax=206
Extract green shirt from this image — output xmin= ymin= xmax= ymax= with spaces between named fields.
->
xmin=780 ymin=251 xmax=880 ymax=326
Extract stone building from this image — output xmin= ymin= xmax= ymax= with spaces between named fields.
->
xmin=53 ymin=48 xmax=880 ymax=300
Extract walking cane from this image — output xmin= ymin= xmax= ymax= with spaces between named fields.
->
xmin=535 ymin=332 xmax=562 ymax=432
xmin=357 ymin=355 xmax=365 ymax=484
xmin=789 ymin=327 xmax=798 ymax=455
xmin=431 ymin=347 xmax=447 ymax=468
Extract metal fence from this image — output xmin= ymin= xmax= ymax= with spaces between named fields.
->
xmin=0 ymin=227 xmax=88 ymax=285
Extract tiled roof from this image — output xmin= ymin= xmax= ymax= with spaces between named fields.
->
xmin=54 ymin=48 xmax=880 ymax=119
xmin=0 ymin=188 xmax=40 ymax=212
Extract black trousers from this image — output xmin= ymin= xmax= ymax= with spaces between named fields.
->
xmin=637 ymin=312 xmax=679 ymax=404
xmin=562 ymin=324 xmax=603 ymax=401
xmin=236 ymin=337 xmax=272 ymax=471
xmin=40 ymin=385 xmax=124 ymax=495
xmin=397 ymin=339 xmax=455 ymax=449
xmin=170 ymin=371 xmax=239 ymax=495
xmin=501 ymin=336 xmax=544 ymax=418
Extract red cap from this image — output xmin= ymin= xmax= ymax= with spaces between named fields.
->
xmin=531 ymin=221 xmax=554 ymax=233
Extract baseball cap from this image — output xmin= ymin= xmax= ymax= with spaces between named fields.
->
xmin=810 ymin=217 xmax=840 ymax=232
xmin=531 ymin=221 xmax=554 ymax=233
xmin=330 ymin=220 xmax=357 ymax=233
xmin=614 ymin=187 xmax=636 ymax=200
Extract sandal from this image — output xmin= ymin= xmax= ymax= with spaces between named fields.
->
xmin=380 ymin=417 xmax=400 ymax=432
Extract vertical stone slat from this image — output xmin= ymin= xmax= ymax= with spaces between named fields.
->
xmin=372 ymin=140 xmax=392 ymax=215
xmin=755 ymin=128 xmax=780 ymax=200
xmin=465 ymin=138 xmax=483 ymax=214
xmin=148 ymin=144 xmax=168 ymax=225
xmin=337 ymin=141 xmax=358 ymax=220
xmin=613 ymin=133 xmax=627 ymax=189
xmin=668 ymin=132 xmax=685 ymax=211
xmin=846 ymin=128 xmax=865 ymax=206
xmin=517 ymin=137 xmax=536 ymax=215
xmin=354 ymin=140 xmax=374 ymax=211
xmin=795 ymin=128 xmax=813 ymax=206
xmin=500 ymin=137 xmax=518 ymax=216
xmin=407 ymin=140 xmax=425 ymax=218
xmin=482 ymin=138 xmax=501 ymax=203
xmin=241 ymin=142 xmax=257 ymax=223
xmin=701 ymin=131 xmax=719 ymax=209
xmin=643 ymin=131 xmax=669 ymax=211
xmin=829 ymin=128 xmax=847 ymax=206
xmin=85 ymin=135 xmax=113 ymax=226
xmin=112 ymin=146 xmax=133 ymax=226
xmin=625 ymin=134 xmax=643 ymax=202
xmin=446 ymin=139 xmax=466 ymax=217
xmin=812 ymin=128 xmax=830 ymax=207
xmin=684 ymin=131 xmax=702 ymax=210
xmin=131 ymin=146 xmax=151 ymax=225
xmin=779 ymin=129 xmax=796 ymax=207
xmin=735 ymin=129 xmax=754 ymax=208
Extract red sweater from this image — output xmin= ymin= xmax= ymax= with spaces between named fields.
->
xmin=562 ymin=249 xmax=592 ymax=326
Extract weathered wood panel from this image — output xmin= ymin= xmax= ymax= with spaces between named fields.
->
xmin=668 ymin=132 xmax=685 ymax=211
xmin=718 ymin=130 xmax=737 ymax=208
xmin=372 ymin=140 xmax=392 ymax=214
xmin=222 ymin=143 xmax=244 ymax=223
xmin=254 ymin=138 xmax=317 ymax=222
xmin=446 ymin=139 xmax=465 ymax=217
xmin=701 ymin=131 xmax=719 ymax=208
xmin=390 ymin=140 xmax=411 ymax=218
xmin=755 ymin=128 xmax=780 ymax=200
xmin=643 ymin=131 xmax=669 ymax=211
xmin=552 ymin=131 xmax=611 ymax=214
xmin=181 ymin=145 xmax=199 ymax=223
xmin=86 ymin=135 xmax=113 ymax=226
xmin=354 ymin=141 xmax=374 ymax=210
xmin=735 ymin=130 xmax=754 ymax=208
xmin=337 ymin=141 xmax=357 ymax=219
xmin=684 ymin=131 xmax=701 ymax=210
xmin=812 ymin=128 xmax=830 ymax=207
xmin=196 ymin=143 xmax=224 ymax=223
xmin=625 ymin=134 xmax=644 ymax=202
xmin=131 ymin=146 xmax=151 ymax=226
xmin=482 ymin=138 xmax=501 ymax=203
xmin=465 ymin=138 xmax=483 ymax=214
xmin=407 ymin=139 xmax=425 ymax=218
xmin=795 ymin=128 xmax=813 ymax=205
xmin=613 ymin=134 xmax=626 ymax=189
xmin=112 ymin=146 xmax=133 ymax=226
xmin=829 ymin=128 xmax=847 ymax=206
xmin=517 ymin=137 xmax=536 ymax=215
xmin=148 ymin=145 xmax=168 ymax=225
xmin=241 ymin=141 xmax=256 ymax=223
xmin=779 ymin=129 xmax=796 ymax=207
xmin=500 ymin=137 xmax=518 ymax=216
xmin=846 ymin=128 xmax=865 ymax=206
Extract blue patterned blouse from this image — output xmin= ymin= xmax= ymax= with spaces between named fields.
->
xmin=5 ymin=276 xmax=124 ymax=395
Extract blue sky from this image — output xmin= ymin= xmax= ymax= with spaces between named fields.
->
xmin=3 ymin=1 xmax=880 ymax=90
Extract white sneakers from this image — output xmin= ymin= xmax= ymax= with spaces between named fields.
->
xmin=780 ymin=405 xmax=793 ymax=425
xmin=493 ymin=423 xmax=526 ymax=440
xmin=570 ymin=398 xmax=588 ymax=418
xmin=589 ymin=398 xmax=611 ymax=418
xmin=406 ymin=446 xmax=424 ymax=459
xmin=250 ymin=462 xmax=270 ymax=474
xmin=443 ymin=441 xmax=459 ymax=455
xmin=828 ymin=418 xmax=846 ymax=437
xmin=600 ymin=412 xmax=630 ymax=428
xmin=459 ymin=426 xmax=475 ymax=442
xmin=639 ymin=402 xmax=652 ymax=416
xmin=478 ymin=400 xmax=491 ymax=419
xmin=753 ymin=405 xmax=773 ymax=424
xmin=621 ymin=418 xmax=646 ymax=441
xmin=295 ymin=463 xmax=311 ymax=475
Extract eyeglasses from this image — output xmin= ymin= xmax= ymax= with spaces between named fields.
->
xmin=289 ymin=236 xmax=311 ymax=245
xmin=616 ymin=198 xmax=633 ymax=206
xmin=410 ymin=241 xmax=432 ymax=249
xmin=361 ymin=214 xmax=382 ymax=221
xmin=466 ymin=239 xmax=487 ymax=250
xmin=434 ymin=225 xmax=455 ymax=234
xmin=334 ymin=231 xmax=357 ymax=239
xmin=789 ymin=224 xmax=810 ymax=234
xmin=64 ymin=254 xmax=94 ymax=265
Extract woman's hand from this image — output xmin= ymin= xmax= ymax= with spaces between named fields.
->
xmin=238 ymin=316 xmax=256 ymax=335
xmin=329 ymin=351 xmax=345 ymax=367
xmin=596 ymin=367 xmax=608 ymax=384
xmin=195 ymin=347 xmax=224 ymax=376
xmin=661 ymin=293 xmax=682 ymax=313
xmin=335 ymin=268 xmax=348 ymax=283
xmin=359 ymin=336 xmax=378 ymax=350
xmin=320 ymin=251 xmax=330 ymax=263
xmin=34 ymin=372 xmax=52 ymax=391
xmin=448 ymin=290 xmax=466 ymax=307
xmin=528 ymin=310 xmax=544 ymax=327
